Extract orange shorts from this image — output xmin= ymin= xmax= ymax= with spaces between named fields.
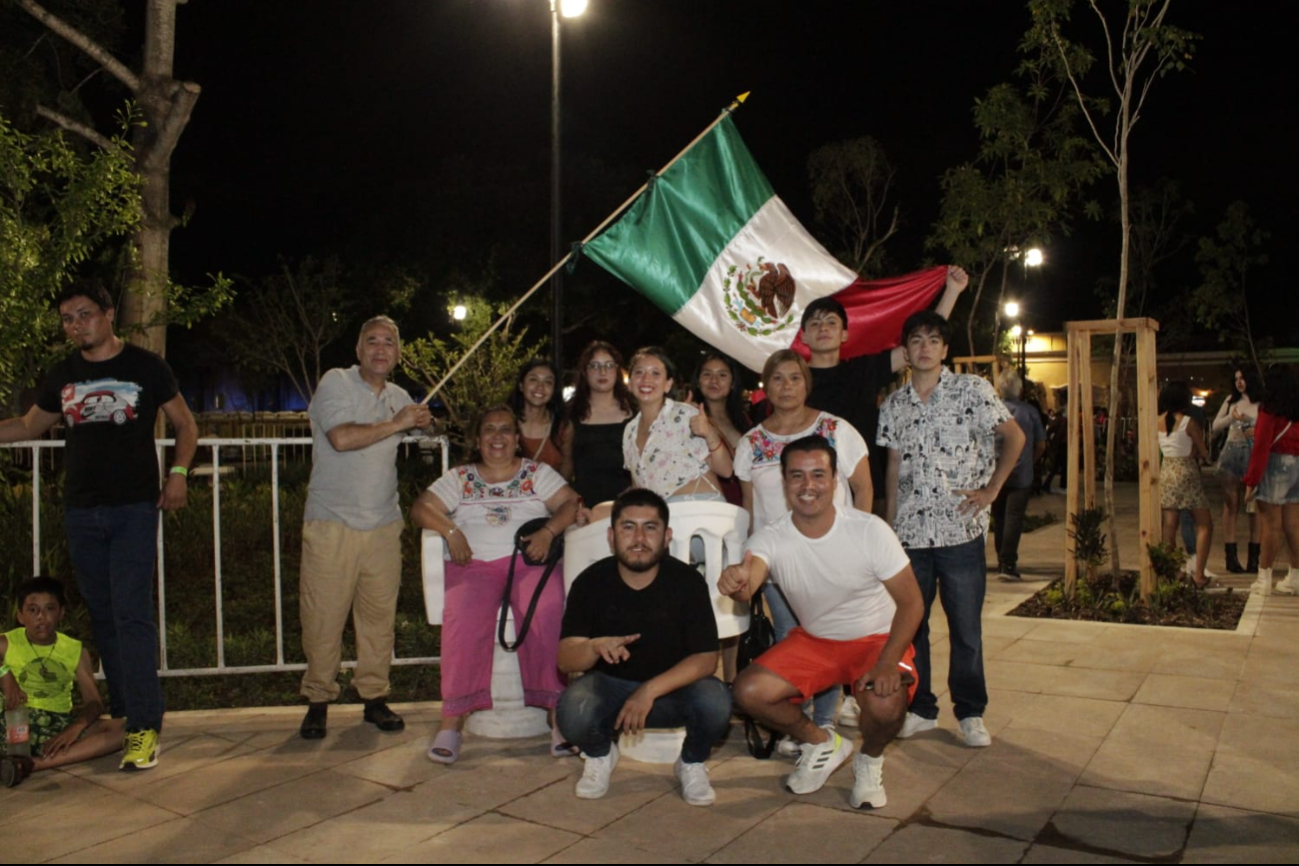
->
xmin=754 ymin=627 xmax=918 ymax=704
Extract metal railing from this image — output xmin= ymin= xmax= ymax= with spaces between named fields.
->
xmin=3 ymin=435 xmax=449 ymax=677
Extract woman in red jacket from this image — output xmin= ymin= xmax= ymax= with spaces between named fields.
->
xmin=1244 ymin=368 xmax=1299 ymax=596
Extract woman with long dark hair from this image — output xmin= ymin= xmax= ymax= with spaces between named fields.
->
xmin=561 ymin=341 xmax=634 ymax=507
xmin=509 ymin=358 xmax=566 ymax=471
xmin=1157 ymin=381 xmax=1215 ymax=588
xmin=1212 ymin=366 xmax=1261 ymax=572
xmin=690 ymin=352 xmax=751 ymax=507
xmin=1244 ymin=367 xmax=1299 ymax=595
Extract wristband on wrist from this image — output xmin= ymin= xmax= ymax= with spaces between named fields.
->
xmin=170 ymin=465 xmax=189 ymax=477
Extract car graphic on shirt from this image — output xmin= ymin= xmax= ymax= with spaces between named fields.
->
xmin=61 ymin=379 xmax=142 ymax=427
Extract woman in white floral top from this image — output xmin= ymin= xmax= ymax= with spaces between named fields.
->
xmin=412 ymin=405 xmax=582 ymax=765
xmin=622 ymin=346 xmax=733 ymax=502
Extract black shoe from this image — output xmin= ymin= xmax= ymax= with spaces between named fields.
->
xmin=1246 ymin=542 xmax=1261 ymax=574
xmin=300 ymin=702 xmax=328 ymax=740
xmin=363 ymin=699 xmax=405 ymax=732
xmin=1225 ymin=543 xmax=1246 ymax=574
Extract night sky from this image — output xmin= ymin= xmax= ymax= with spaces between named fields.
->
xmin=147 ymin=1 xmax=1291 ymax=351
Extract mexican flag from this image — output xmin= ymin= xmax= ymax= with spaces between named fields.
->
xmin=584 ymin=115 xmax=948 ymax=372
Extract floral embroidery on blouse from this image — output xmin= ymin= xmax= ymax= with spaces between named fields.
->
xmin=877 ymin=367 xmax=1011 ymax=548
xmin=745 ymin=416 xmax=840 ymax=466
xmin=623 ymin=399 xmax=711 ymax=497
xmin=458 ymin=461 xmax=541 ymax=501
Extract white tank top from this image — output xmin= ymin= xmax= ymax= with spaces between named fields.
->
xmin=1158 ymin=415 xmax=1193 ymax=458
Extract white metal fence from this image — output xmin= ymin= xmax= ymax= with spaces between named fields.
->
xmin=2 ymin=435 xmax=449 ymax=677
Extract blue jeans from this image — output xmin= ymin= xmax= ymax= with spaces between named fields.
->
xmin=556 ymin=672 xmax=732 ymax=763
xmin=992 ymin=486 xmax=1031 ymax=571
xmin=64 ymin=503 xmax=165 ymax=730
xmin=762 ymin=585 xmax=839 ymax=727
xmin=906 ymin=536 xmax=987 ymax=722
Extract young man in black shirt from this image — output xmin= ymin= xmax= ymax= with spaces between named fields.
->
xmin=556 ymin=489 xmax=731 ymax=806
xmin=0 ymin=279 xmax=197 ymax=772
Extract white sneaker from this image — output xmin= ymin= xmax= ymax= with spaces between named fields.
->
xmin=674 ymin=757 xmax=715 ymax=806
xmin=839 ymin=695 xmax=861 ymax=727
xmin=1275 ymin=569 xmax=1297 ymax=595
xmin=785 ymin=732 xmax=853 ymax=795
xmin=776 ymin=735 xmax=801 ymax=758
xmin=896 ymin=712 xmax=937 ymax=739
xmin=959 ymin=717 xmax=992 ymax=747
xmin=575 ymin=744 xmax=619 ymax=799
xmin=850 ymin=752 xmax=887 ymax=809
xmin=1250 ymin=567 xmax=1274 ymax=597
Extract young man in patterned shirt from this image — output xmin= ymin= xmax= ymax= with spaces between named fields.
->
xmin=877 ymin=311 xmax=1025 ymax=747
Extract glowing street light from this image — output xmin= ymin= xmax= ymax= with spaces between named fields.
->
xmin=1009 ymin=324 xmax=1023 ymax=338
xmin=1004 ymin=301 xmax=1020 ymax=319
xmin=1024 ymin=247 xmax=1044 ymax=267
xmin=452 ymin=304 xmax=467 ymax=321
xmin=560 ymin=0 xmax=587 ymax=16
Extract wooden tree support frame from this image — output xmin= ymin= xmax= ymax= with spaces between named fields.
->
xmin=1064 ymin=318 xmax=1160 ymax=599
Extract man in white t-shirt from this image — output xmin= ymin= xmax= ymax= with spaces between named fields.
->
xmin=719 ymin=436 xmax=923 ymax=809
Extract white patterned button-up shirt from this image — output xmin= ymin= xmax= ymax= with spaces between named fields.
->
xmin=877 ymin=367 xmax=1011 ymax=548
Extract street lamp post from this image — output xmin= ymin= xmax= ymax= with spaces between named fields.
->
xmin=550 ymin=0 xmax=587 ymax=381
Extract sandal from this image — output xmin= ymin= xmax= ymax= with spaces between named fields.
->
xmin=426 ymin=730 xmax=462 ymax=765
xmin=1191 ymin=577 xmax=1228 ymax=594
xmin=2 ymin=755 xmax=35 ymax=788
xmin=551 ymin=725 xmax=579 ymax=758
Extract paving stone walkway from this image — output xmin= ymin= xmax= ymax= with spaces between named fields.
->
xmin=5 ymin=483 xmax=1297 ymax=863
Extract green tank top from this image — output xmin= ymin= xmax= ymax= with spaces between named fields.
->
xmin=3 ymin=627 xmax=82 ymax=714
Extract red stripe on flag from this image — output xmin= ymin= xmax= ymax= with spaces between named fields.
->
xmin=790 ymin=265 xmax=949 ymax=360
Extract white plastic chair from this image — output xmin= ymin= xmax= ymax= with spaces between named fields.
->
xmin=420 ymin=530 xmax=549 ymax=738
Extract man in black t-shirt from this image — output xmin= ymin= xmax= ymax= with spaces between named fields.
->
xmin=556 ymin=489 xmax=731 ymax=806
xmin=0 ymin=279 xmax=197 ymax=773
xmin=802 ymin=265 xmax=970 ymax=514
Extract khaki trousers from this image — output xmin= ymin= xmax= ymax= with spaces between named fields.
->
xmin=299 ymin=519 xmax=403 ymax=702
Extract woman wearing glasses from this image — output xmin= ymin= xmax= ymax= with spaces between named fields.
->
xmin=562 ymin=341 xmax=634 ymax=508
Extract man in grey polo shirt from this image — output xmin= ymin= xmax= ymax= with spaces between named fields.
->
xmin=298 ymin=315 xmax=431 ymax=739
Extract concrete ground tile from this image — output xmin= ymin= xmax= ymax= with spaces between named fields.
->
xmin=125 ymin=750 xmax=320 ymax=814
xmin=1003 ymin=694 xmax=1125 ymax=740
xmin=1202 ymin=714 xmax=1299 ymax=817
xmin=2 ymin=787 xmax=178 ymax=861
xmin=1037 ymin=667 xmax=1147 ymax=702
xmin=222 ymin=719 xmax=426 ymax=768
xmin=1081 ymin=704 xmax=1224 ymax=800
xmin=188 ymin=768 xmax=389 ymax=844
xmin=380 ymin=812 xmax=582 ymax=864
xmin=1183 ymin=803 xmax=1299 ymax=863
xmin=46 ymin=815 xmax=261 ymax=864
xmin=1066 ymin=643 xmax=1163 ymax=672
xmin=594 ymin=759 xmax=788 ymax=861
xmin=1022 ymin=843 xmax=1139 ymax=863
xmin=331 ymin=738 xmax=447 ymax=789
xmin=215 ymin=845 xmax=313 ymax=863
xmin=1151 ymin=646 xmax=1247 ymax=680
xmin=925 ymin=726 xmax=1101 ymax=840
xmin=61 ymin=732 xmax=255 ymax=790
xmin=1229 ymin=680 xmax=1299 ymax=719
xmin=410 ymin=751 xmax=576 ymax=811
xmin=982 ymin=615 xmax=1040 ymax=639
xmin=0 ymin=770 xmax=116 ymax=820
xmin=706 ymin=802 xmax=896 ymax=863
xmin=1022 ymin=621 xmax=1108 ymax=644
xmin=1052 ymin=785 xmax=1197 ymax=859
xmin=863 ymin=824 xmax=1028 ymax=864
xmin=985 ymin=659 xmax=1057 ymax=694
xmin=788 ymin=744 xmax=962 ymax=821
xmin=261 ymin=790 xmax=487 ymax=863
xmin=1240 ymin=653 xmax=1299 ymax=686
xmin=501 ymin=766 xmax=676 ymax=835
xmin=992 ymin=638 xmax=1083 ymax=666
xmin=1134 ymin=673 xmax=1234 ymax=712
xmin=981 ymin=635 xmax=1018 ymax=658
xmin=542 ymin=838 xmax=692 ymax=864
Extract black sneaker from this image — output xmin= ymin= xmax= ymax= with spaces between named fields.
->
xmin=363 ymin=699 xmax=405 ymax=732
xmin=300 ymin=702 xmax=328 ymax=740
xmin=998 ymin=566 xmax=1022 ymax=582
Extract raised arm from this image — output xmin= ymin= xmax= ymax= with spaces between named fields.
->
xmin=326 ymin=403 xmax=430 ymax=452
xmin=717 ymin=550 xmax=769 ymax=603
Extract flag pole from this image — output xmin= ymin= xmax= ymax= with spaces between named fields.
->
xmin=420 ymin=92 xmax=750 ymax=405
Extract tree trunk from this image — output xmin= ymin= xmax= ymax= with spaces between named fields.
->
xmin=1104 ymin=149 xmax=1130 ymax=578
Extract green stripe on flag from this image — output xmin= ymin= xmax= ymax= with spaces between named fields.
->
xmin=585 ymin=116 xmax=775 ymax=315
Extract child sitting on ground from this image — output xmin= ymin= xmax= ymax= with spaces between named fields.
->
xmin=1 ymin=576 xmax=125 ymax=787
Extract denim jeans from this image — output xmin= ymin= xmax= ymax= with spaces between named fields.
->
xmin=556 ymin=672 xmax=732 ymax=763
xmin=762 ymin=585 xmax=839 ymax=727
xmin=992 ymin=486 xmax=1031 ymax=570
xmin=64 ymin=502 xmax=165 ymax=730
xmin=905 ymin=535 xmax=988 ymax=722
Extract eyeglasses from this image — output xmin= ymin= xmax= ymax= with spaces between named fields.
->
xmin=587 ymin=361 xmax=618 ymax=372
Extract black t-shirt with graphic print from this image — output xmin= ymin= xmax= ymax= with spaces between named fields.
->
xmin=35 ymin=343 xmax=179 ymax=508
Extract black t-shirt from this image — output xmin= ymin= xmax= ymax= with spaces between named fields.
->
xmin=561 ymin=555 xmax=719 ymax=683
xmin=35 ymin=343 xmax=179 ymax=508
xmin=806 ymin=350 xmax=895 ymax=489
